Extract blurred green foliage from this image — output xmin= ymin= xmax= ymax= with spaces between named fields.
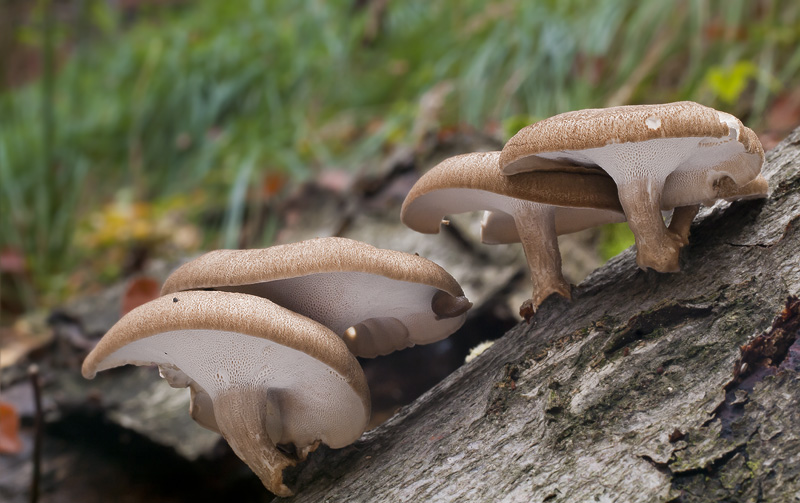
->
xmin=598 ymin=223 xmax=637 ymax=262
xmin=2 ymin=0 xmax=800 ymax=308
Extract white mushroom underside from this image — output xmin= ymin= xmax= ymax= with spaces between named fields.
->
xmin=406 ymin=188 xmax=624 ymax=238
xmin=222 ymin=272 xmax=467 ymax=358
xmin=95 ymin=329 xmax=368 ymax=449
xmin=534 ymin=135 xmax=756 ymax=186
xmin=481 ymin=207 xmax=625 ymax=244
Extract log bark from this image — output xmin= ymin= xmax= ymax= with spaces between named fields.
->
xmin=286 ymin=128 xmax=800 ymax=502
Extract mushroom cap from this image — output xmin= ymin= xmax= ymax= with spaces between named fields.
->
xmin=160 ymin=237 xmax=471 ymax=358
xmin=500 ymin=101 xmax=764 ymax=188
xmin=400 ymin=151 xmax=625 ymax=237
xmin=82 ymin=290 xmax=371 ymax=450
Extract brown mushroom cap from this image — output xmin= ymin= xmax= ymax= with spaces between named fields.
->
xmin=161 ymin=237 xmax=471 ymax=358
xmin=401 ymin=151 xmax=625 ymax=321
xmin=82 ymin=290 xmax=370 ymax=497
xmin=501 ymin=101 xmax=763 ymax=179
xmin=401 ymin=151 xmax=623 ymax=235
xmin=500 ymin=102 xmax=764 ymax=273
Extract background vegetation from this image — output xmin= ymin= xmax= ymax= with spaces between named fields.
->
xmin=2 ymin=0 xmax=800 ymax=315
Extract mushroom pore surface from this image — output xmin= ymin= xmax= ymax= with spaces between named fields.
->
xmin=223 ymin=272 xmax=467 ymax=358
xmin=90 ymin=328 xmax=368 ymax=448
xmin=531 ymin=135 xmax=760 ymax=187
xmin=479 ymin=206 xmax=626 ymax=244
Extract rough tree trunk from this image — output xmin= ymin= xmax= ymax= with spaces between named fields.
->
xmin=286 ymin=129 xmax=800 ymax=502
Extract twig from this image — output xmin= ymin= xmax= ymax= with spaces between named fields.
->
xmin=29 ymin=364 xmax=43 ymax=503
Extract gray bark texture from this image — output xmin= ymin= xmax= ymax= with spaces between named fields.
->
xmin=286 ymin=128 xmax=800 ymax=502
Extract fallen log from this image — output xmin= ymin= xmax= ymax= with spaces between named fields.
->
xmin=288 ymin=128 xmax=800 ymax=502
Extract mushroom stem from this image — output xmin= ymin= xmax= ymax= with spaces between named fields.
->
xmin=214 ymin=389 xmax=297 ymax=497
xmin=512 ymin=201 xmax=571 ymax=322
xmin=617 ymin=177 xmax=683 ymax=273
xmin=667 ymin=204 xmax=700 ymax=246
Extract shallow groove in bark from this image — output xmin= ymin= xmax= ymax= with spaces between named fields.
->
xmin=603 ymin=300 xmax=715 ymax=354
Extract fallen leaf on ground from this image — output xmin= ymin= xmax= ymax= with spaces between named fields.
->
xmin=0 ymin=401 xmax=23 ymax=454
xmin=0 ymin=247 xmax=26 ymax=274
xmin=121 ymin=277 xmax=161 ymax=316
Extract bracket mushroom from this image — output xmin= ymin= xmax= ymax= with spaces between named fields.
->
xmin=82 ymin=291 xmax=370 ymax=497
xmin=400 ymin=151 xmax=625 ymax=321
xmin=161 ymin=237 xmax=472 ymax=358
xmin=501 ymin=101 xmax=764 ymax=273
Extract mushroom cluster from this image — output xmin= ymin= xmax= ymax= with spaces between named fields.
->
xmin=403 ymin=101 xmax=766 ymax=320
xmin=83 ymin=101 xmax=767 ymax=497
xmin=161 ymin=237 xmax=472 ymax=358
xmin=82 ymin=237 xmax=471 ymax=496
